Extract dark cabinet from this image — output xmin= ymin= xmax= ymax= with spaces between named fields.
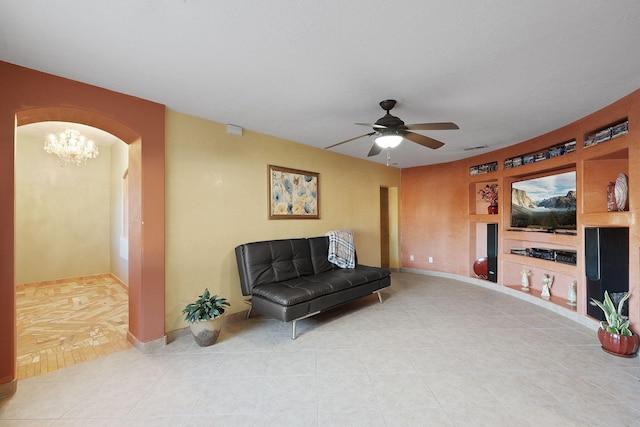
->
xmin=585 ymin=227 xmax=629 ymax=320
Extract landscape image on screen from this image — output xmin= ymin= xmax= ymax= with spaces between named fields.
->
xmin=510 ymin=171 xmax=577 ymax=231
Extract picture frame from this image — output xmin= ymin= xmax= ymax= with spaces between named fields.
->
xmin=268 ymin=165 xmax=319 ymax=219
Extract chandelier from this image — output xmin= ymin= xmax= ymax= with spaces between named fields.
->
xmin=44 ymin=129 xmax=99 ymax=165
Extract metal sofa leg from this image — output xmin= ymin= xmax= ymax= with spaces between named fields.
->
xmin=290 ymin=311 xmax=321 ymax=340
xmin=244 ymin=298 xmax=252 ymax=319
xmin=374 ymin=290 xmax=383 ymax=304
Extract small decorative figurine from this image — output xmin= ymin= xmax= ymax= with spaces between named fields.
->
xmin=541 ymin=274 xmax=554 ymax=299
xmin=521 ymin=268 xmax=531 ymax=291
xmin=567 ymin=280 xmax=577 ymax=306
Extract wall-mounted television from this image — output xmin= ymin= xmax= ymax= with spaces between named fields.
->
xmin=510 ymin=170 xmax=577 ymax=233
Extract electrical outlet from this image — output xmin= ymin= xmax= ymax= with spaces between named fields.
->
xmin=428 ymin=257 xmax=433 ymax=263
xmin=409 ymin=255 xmax=415 ymax=261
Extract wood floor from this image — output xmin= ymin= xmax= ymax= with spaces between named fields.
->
xmin=16 ymin=274 xmax=131 ymax=380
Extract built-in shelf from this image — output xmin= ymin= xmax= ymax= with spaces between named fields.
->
xmin=503 ymin=230 xmax=576 ymax=245
xmin=582 ymin=145 xmax=629 ymax=215
xmin=469 ymin=181 xmax=499 ymax=215
xmin=581 ymin=212 xmax=632 ymax=227
xmin=583 ymin=119 xmax=628 ymax=148
xmin=503 ymin=156 xmax=577 ymax=178
xmin=466 ymin=105 xmax=636 ymax=328
xmin=508 ymin=248 xmax=576 ymax=265
xmin=469 ymin=161 xmax=498 ymax=176
xmin=504 ymin=139 xmax=576 ymax=170
xmin=506 ymin=285 xmax=577 ymax=312
xmin=502 ymin=253 xmax=577 ymax=276
xmin=469 ymin=213 xmax=500 ymax=221
xmin=582 ymin=142 xmax=629 ymax=161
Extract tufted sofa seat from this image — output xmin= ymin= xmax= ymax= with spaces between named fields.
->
xmin=235 ymin=236 xmax=391 ymax=338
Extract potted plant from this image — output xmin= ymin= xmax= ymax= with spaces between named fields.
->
xmin=590 ymin=291 xmax=639 ymax=357
xmin=182 ymin=288 xmax=230 ymax=347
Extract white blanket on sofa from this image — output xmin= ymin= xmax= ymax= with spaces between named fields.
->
xmin=326 ymin=229 xmax=356 ymax=269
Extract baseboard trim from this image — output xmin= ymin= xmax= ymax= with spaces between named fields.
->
xmin=166 ymin=326 xmax=191 ymax=343
xmin=127 ymin=332 xmax=167 ymax=353
xmin=0 ymin=379 xmax=17 ymax=399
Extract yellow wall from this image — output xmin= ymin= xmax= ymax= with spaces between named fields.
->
xmin=14 ymin=132 xmax=129 ymax=285
xmin=15 ymin=134 xmax=112 ymax=283
xmin=164 ymin=110 xmax=401 ymax=332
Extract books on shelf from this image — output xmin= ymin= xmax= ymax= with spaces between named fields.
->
xmin=469 ymin=161 xmax=498 ymax=176
xmin=504 ymin=139 xmax=576 ymax=170
xmin=611 ymin=121 xmax=629 ymax=138
xmin=584 ymin=119 xmax=628 ymax=148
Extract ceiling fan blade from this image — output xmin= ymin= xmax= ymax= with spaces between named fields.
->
xmin=406 ymin=122 xmax=459 ymax=130
xmin=368 ymin=143 xmax=382 ymax=157
xmin=404 ymin=131 xmax=445 ymax=149
xmin=324 ymin=132 xmax=375 ymax=149
xmin=355 ymin=122 xmax=387 ymax=129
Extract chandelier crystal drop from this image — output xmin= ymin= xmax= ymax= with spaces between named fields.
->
xmin=44 ymin=129 xmax=99 ymax=165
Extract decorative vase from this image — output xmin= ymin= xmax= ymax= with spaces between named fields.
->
xmin=597 ymin=327 xmax=639 ymax=357
xmin=473 ymin=257 xmax=488 ymax=279
xmin=488 ymin=202 xmax=498 ymax=214
xmin=188 ymin=317 xmax=223 ymax=347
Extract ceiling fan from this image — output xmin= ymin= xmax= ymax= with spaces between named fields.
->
xmin=325 ymin=99 xmax=459 ymax=157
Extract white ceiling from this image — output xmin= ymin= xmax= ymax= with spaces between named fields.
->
xmin=2 ymin=0 xmax=640 ymax=168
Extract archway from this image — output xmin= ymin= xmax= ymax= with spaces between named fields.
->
xmin=0 ymin=61 xmax=166 ymax=397
xmin=15 ymin=122 xmax=130 ymax=377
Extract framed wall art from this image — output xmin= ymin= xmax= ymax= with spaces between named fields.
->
xmin=268 ymin=165 xmax=319 ymax=219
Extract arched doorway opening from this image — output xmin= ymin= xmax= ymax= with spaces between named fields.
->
xmin=15 ymin=122 xmax=131 ymax=378
xmin=14 ymin=107 xmax=162 ymax=347
xmin=1 ymin=61 xmax=166 ymax=397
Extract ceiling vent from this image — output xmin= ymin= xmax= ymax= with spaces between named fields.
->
xmin=463 ymin=145 xmax=488 ymax=151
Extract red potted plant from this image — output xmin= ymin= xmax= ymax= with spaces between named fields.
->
xmin=591 ymin=291 xmax=639 ymax=357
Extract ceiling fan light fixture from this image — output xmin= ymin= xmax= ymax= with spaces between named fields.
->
xmin=375 ymin=133 xmax=403 ymax=148
xmin=325 ymin=99 xmax=458 ymax=156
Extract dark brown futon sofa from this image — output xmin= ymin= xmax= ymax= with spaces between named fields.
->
xmin=235 ymin=236 xmax=391 ymax=338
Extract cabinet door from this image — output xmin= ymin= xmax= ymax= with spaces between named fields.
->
xmin=585 ymin=227 xmax=629 ymax=320
xmin=487 ymin=223 xmax=498 ymax=283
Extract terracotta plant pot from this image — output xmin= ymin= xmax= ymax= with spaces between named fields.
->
xmin=188 ymin=317 xmax=223 ymax=347
xmin=597 ymin=327 xmax=640 ymax=357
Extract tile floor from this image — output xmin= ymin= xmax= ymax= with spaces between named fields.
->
xmin=16 ymin=274 xmax=131 ymax=379
xmin=2 ymin=272 xmax=640 ymax=426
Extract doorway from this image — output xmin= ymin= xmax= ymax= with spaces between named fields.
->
xmin=380 ymin=187 xmax=390 ymax=268
xmin=1 ymin=62 xmax=166 ymax=396
xmin=14 ymin=122 xmax=131 ymax=378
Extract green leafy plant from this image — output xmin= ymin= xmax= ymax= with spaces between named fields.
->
xmin=182 ymin=288 xmax=230 ymax=323
xmin=590 ymin=291 xmax=632 ymax=336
